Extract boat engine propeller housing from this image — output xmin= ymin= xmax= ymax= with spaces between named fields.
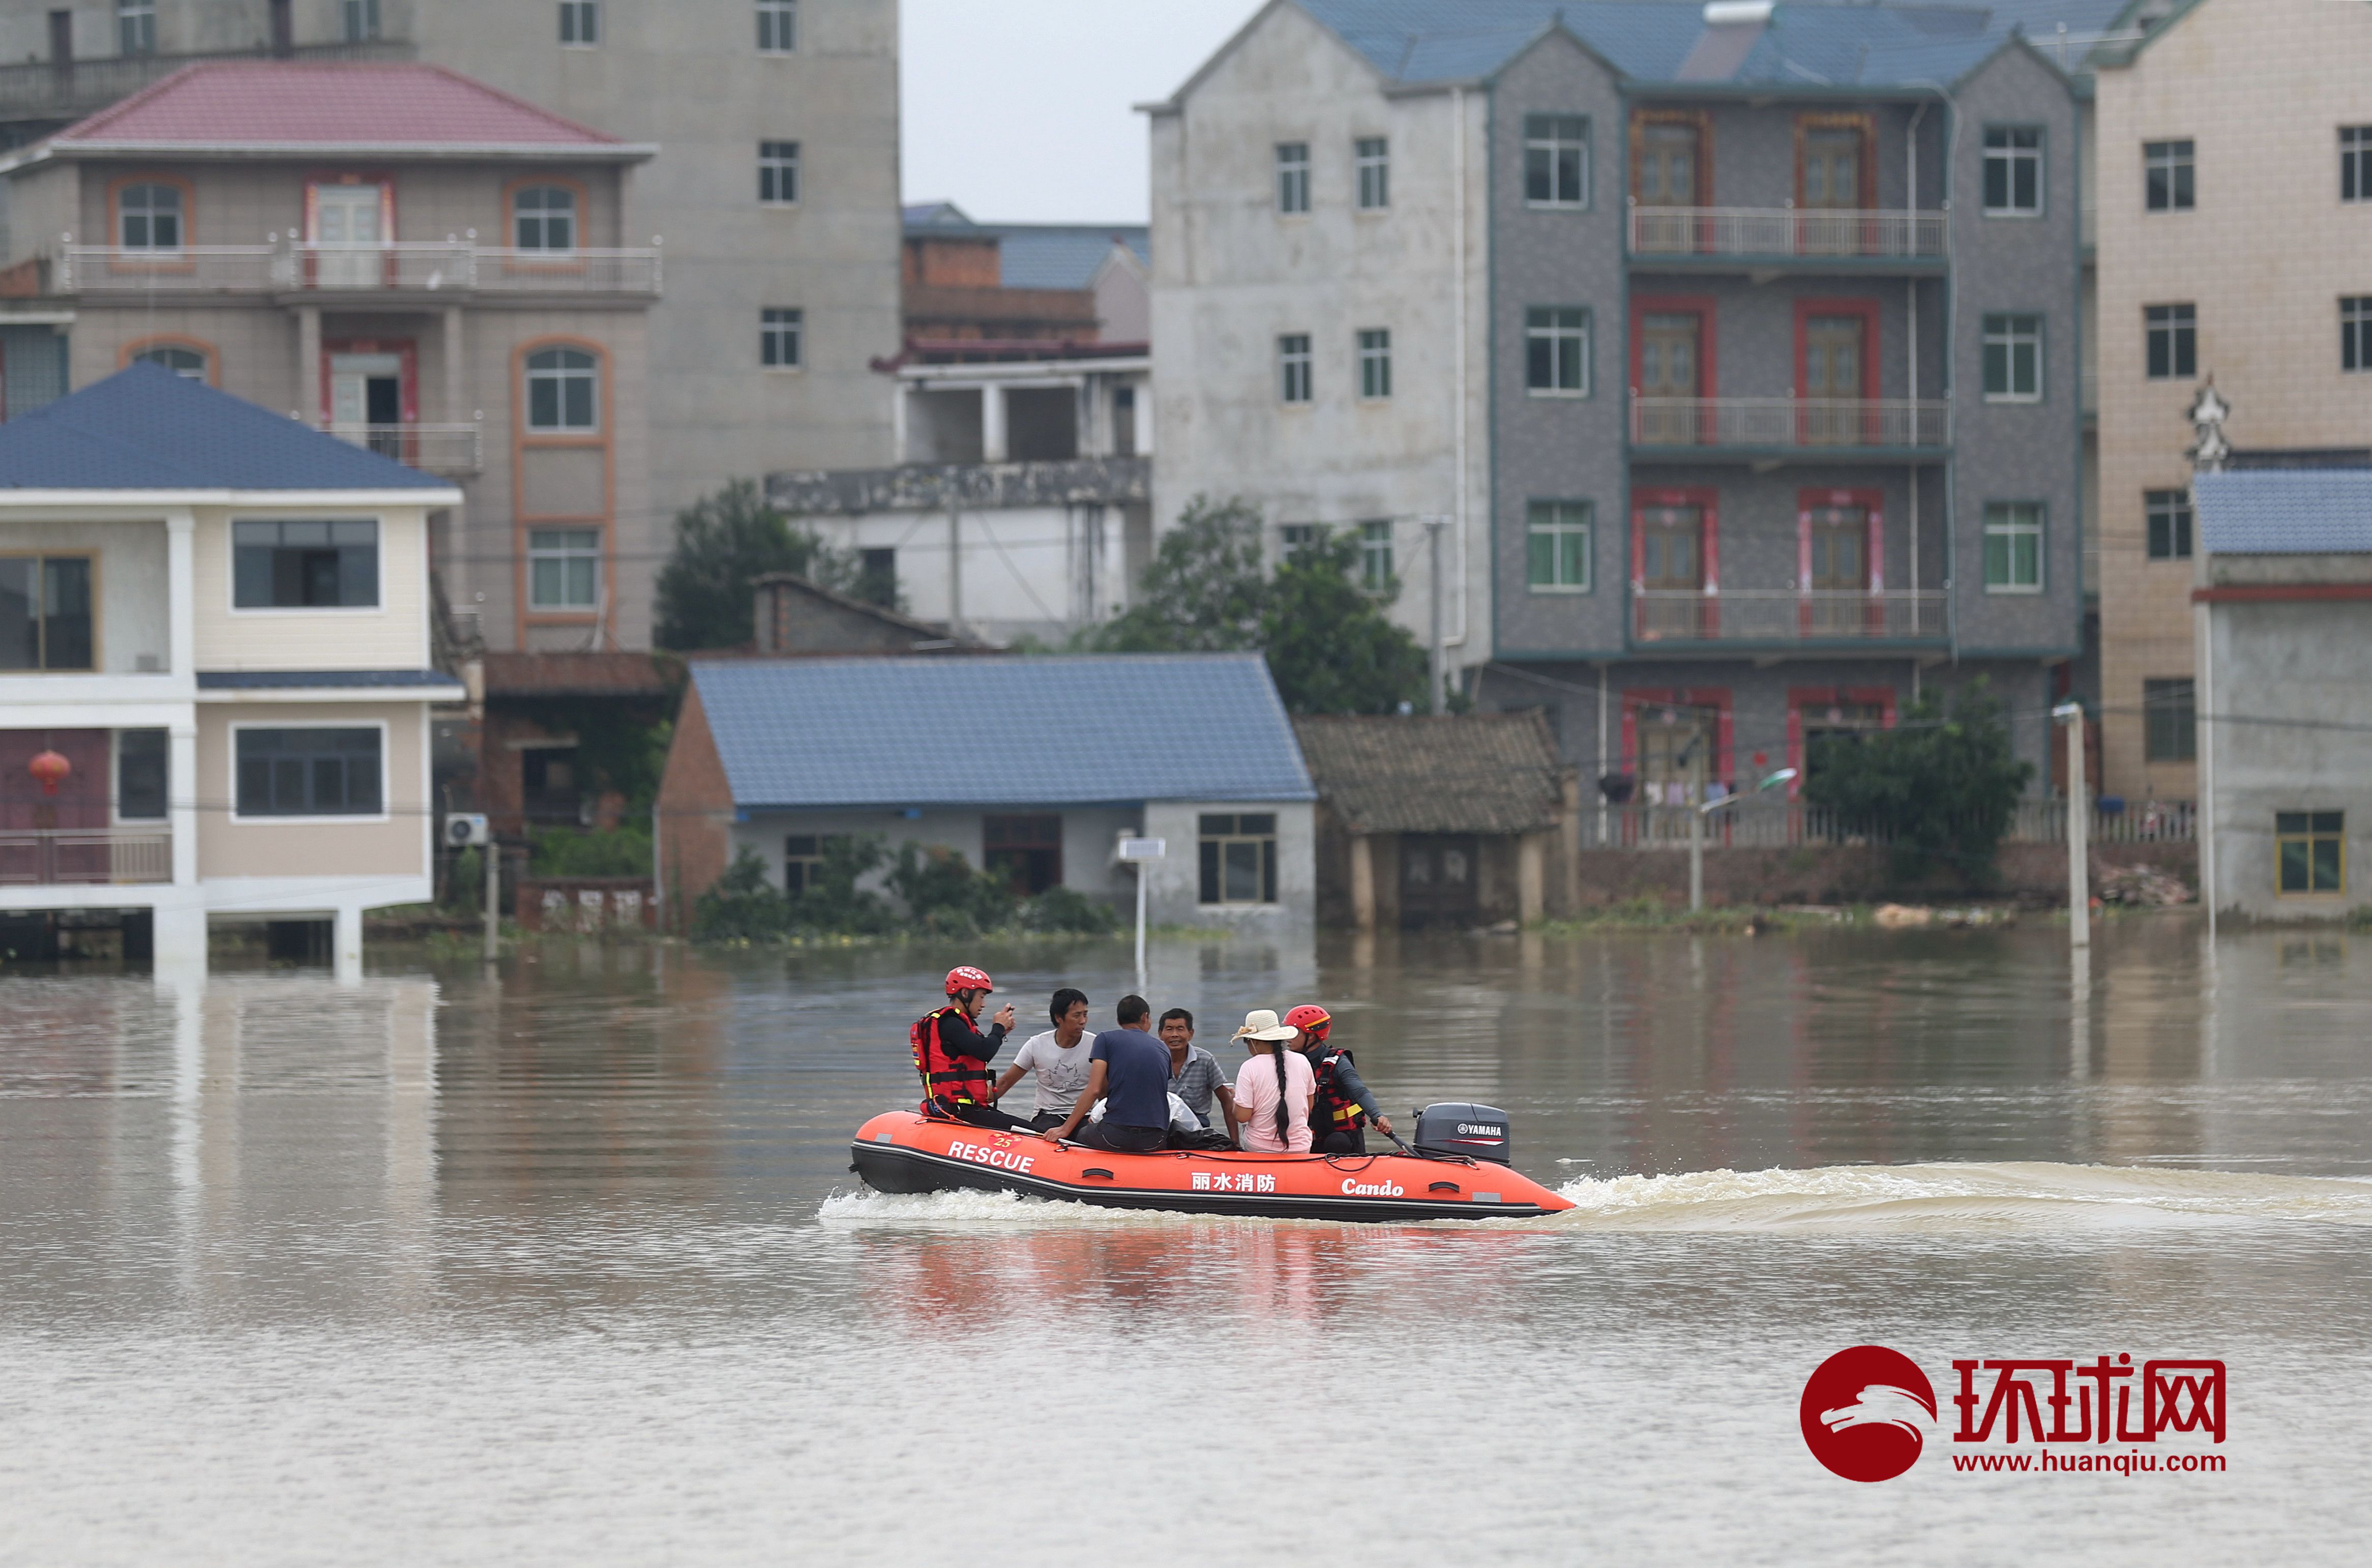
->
xmin=1412 ymin=1103 xmax=1513 ymax=1165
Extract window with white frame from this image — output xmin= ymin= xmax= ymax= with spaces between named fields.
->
xmin=2145 ymin=489 xmax=2192 ymax=560
xmin=132 ymin=344 xmax=206 ymax=380
xmin=118 ymin=0 xmax=156 ymax=54
xmin=2344 ymin=297 xmax=2372 ymax=374
xmin=1277 ymin=334 xmax=1312 ymax=403
xmin=1982 ymin=501 xmax=2043 ymax=593
xmin=235 ymin=728 xmax=382 ymax=817
xmin=1982 ymin=126 xmax=2042 ymax=214
xmin=513 ymin=184 xmax=577 ymax=251
xmin=1524 ymin=114 xmax=1589 ymax=206
xmin=1355 ymin=137 xmax=1389 ymax=210
xmin=2145 ymin=303 xmax=2196 ymax=379
xmin=1526 ymin=500 xmax=1591 ymax=592
xmin=1982 ymin=313 xmax=2043 ymax=401
xmin=233 ymin=520 xmax=379 ymax=609
xmin=1276 ymin=143 xmax=1310 ymax=214
xmin=1358 ymin=519 xmax=1393 ymax=590
xmin=118 ymin=182 xmax=182 ymax=249
xmin=529 ymin=528 xmax=603 ymax=610
xmin=559 ymin=1 xmax=599 ymax=46
xmin=525 ymin=346 xmax=600 ymax=431
xmin=1526 ymin=306 xmax=1589 ymax=395
xmin=761 ymin=307 xmax=803 ymax=368
xmin=343 ymin=0 xmax=380 ymax=43
xmin=1198 ymin=813 xmax=1278 ymax=905
xmin=1356 ymin=328 xmax=1391 ymax=399
xmin=1279 ymin=522 xmax=1326 ymax=557
xmin=2144 ymin=138 xmax=2193 ymax=211
xmin=759 ymin=140 xmax=800 ymax=204
xmin=757 ymin=0 xmax=797 ymax=52
xmin=2346 ymin=126 xmax=2372 ymax=203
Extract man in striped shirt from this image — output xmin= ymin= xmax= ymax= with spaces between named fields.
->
xmin=1159 ymin=1008 xmax=1236 ymax=1142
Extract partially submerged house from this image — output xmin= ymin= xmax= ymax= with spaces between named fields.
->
xmin=1294 ymin=712 xmax=1574 ymax=929
xmin=657 ymin=653 xmax=1315 ymax=929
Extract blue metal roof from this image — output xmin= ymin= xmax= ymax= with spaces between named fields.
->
xmin=992 ymin=226 xmax=1148 ymax=291
xmin=1289 ymin=0 xmax=2129 ymax=87
xmin=0 ymin=362 xmax=449 ymax=491
xmin=691 ymin=654 xmax=1316 ymax=809
xmin=2194 ymin=470 xmax=2372 ymax=555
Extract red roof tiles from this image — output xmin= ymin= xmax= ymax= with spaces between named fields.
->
xmin=58 ymin=62 xmax=622 ymax=150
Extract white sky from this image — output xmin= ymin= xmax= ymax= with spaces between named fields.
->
xmin=900 ymin=0 xmax=1268 ymax=225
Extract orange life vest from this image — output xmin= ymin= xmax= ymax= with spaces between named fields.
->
xmin=910 ymin=1004 xmax=992 ymax=1110
xmin=1311 ymin=1047 xmax=1367 ymax=1131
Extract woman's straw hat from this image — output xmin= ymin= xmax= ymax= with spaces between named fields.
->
xmin=1232 ymin=1008 xmax=1300 ymax=1043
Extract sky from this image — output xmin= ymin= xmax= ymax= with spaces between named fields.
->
xmin=900 ymin=0 xmax=1268 ymax=225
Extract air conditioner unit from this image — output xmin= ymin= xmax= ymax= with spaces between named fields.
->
xmin=444 ymin=813 xmax=489 ymax=848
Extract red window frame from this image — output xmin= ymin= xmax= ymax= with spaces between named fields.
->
xmin=1785 ymin=685 xmax=1899 ymax=798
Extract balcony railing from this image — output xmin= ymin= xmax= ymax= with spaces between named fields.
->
xmin=57 ymin=238 xmax=660 ymax=298
xmin=1628 ymin=205 xmax=1947 ymax=261
xmin=317 ymin=422 xmax=483 ymax=476
xmin=1630 ymin=396 xmax=1950 ymax=450
xmin=1633 ymin=589 xmax=1945 ymax=643
xmin=0 ymin=828 xmax=172 ymax=886
xmin=1583 ymin=798 xmax=2192 ymax=850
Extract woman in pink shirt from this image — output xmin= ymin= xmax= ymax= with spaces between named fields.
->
xmin=1226 ymin=1009 xmax=1314 ymax=1153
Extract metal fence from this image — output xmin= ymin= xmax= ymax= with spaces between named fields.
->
xmin=1627 ymin=205 xmax=1947 ymax=259
xmin=59 ymin=240 xmax=661 ymax=297
xmin=0 ymin=829 xmax=172 ymax=885
xmin=1633 ymin=589 xmax=1946 ymax=644
xmin=1582 ymin=798 xmax=2194 ymax=850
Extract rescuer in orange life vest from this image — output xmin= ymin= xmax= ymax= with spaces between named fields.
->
xmin=912 ymin=965 xmax=1031 ymax=1131
xmin=1284 ymin=1004 xmax=1393 ymax=1155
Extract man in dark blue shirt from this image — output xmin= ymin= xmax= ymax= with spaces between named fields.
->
xmin=1040 ymin=993 xmax=1172 ymax=1153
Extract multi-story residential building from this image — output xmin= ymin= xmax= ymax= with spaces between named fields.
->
xmin=1150 ymin=0 xmax=2117 ymax=799
xmin=0 ymin=363 xmax=463 ymax=975
xmin=0 ymin=0 xmax=904 ymax=647
xmin=0 ymin=60 xmax=659 ymax=651
xmin=2090 ymin=0 xmax=2372 ymax=804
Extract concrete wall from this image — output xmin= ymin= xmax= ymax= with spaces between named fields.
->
xmin=1149 ymin=3 xmax=1488 ymax=674
xmin=730 ymin=804 xmax=1141 ymax=908
xmin=812 ymin=502 xmax=1133 ymax=644
xmin=191 ymin=504 xmax=430 ymax=671
xmin=2093 ymin=0 xmax=2372 ymax=798
xmin=1571 ymin=838 xmax=2195 ymax=908
xmin=193 ymin=699 xmax=429 ymax=879
xmin=1141 ymin=798 xmax=1316 ymax=931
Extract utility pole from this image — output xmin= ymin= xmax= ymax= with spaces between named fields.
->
xmin=2055 ymin=702 xmax=2089 ymax=948
xmin=483 ymin=837 xmax=500 ymax=962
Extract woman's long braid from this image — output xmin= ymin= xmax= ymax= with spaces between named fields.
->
xmin=1269 ymin=1042 xmax=1291 ymax=1147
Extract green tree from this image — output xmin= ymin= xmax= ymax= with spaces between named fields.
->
xmin=1259 ymin=531 xmax=1429 ymax=714
xmin=1802 ymin=679 xmax=2035 ymax=885
xmin=692 ymin=849 xmax=789 ymax=940
xmin=1085 ymin=495 xmax=1268 ymax=653
xmin=883 ymin=843 xmax=1015 ymax=937
xmin=654 ymin=479 xmax=857 ymax=650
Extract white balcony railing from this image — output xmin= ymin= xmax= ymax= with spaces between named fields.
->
xmin=317 ymin=422 xmax=483 ymax=475
xmin=1633 ymin=589 xmax=1946 ymax=643
xmin=1630 ymin=396 xmax=1950 ymax=450
xmin=0 ymin=828 xmax=172 ymax=886
xmin=58 ymin=238 xmax=660 ymax=297
xmin=1628 ymin=205 xmax=1947 ymax=260
xmin=1583 ymin=797 xmax=2192 ymax=850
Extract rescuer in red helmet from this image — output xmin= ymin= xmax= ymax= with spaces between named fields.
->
xmin=910 ymin=965 xmax=1028 ymax=1129
xmin=1284 ymin=1004 xmax=1393 ymax=1155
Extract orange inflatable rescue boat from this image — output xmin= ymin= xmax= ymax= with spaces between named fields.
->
xmin=850 ymin=1102 xmax=1576 ymax=1222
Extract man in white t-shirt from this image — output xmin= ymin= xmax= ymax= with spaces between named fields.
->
xmin=989 ymin=987 xmax=1094 ymax=1131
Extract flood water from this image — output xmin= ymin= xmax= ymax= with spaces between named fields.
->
xmin=4 ymin=916 xmax=2370 ymax=1564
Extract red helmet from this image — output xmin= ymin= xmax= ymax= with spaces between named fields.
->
xmin=944 ymin=965 xmax=995 ymax=997
xmin=1283 ymin=1004 xmax=1331 ymax=1042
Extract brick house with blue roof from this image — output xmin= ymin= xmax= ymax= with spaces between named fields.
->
xmin=656 ymin=653 xmax=1317 ymax=930
xmin=0 ymin=362 xmax=464 ymax=973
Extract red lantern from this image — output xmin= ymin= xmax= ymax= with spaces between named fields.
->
xmin=27 ymin=748 xmax=70 ymax=796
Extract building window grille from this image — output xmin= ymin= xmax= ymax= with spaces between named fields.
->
xmin=1276 ymin=143 xmax=1310 ymax=214
xmin=528 ymin=528 xmax=602 ymax=610
xmin=2344 ymin=297 xmax=2372 ymax=373
xmin=118 ymin=183 xmax=182 ymax=250
xmin=1358 ymin=519 xmax=1393 ymax=590
xmin=1524 ymin=114 xmax=1589 ymax=206
xmin=1277 ymin=334 xmax=1312 ymax=403
xmin=2143 ymin=138 xmax=2193 ymax=211
xmin=118 ymin=0 xmax=156 ymax=54
xmin=2275 ymin=811 xmax=2345 ymax=895
xmin=2144 ymin=489 xmax=2192 ymax=560
xmin=756 ymin=0 xmax=796 ymax=53
xmin=234 ymin=728 xmax=382 ymax=818
xmin=761 ymin=307 xmax=803 ymax=368
xmin=0 ymin=555 xmax=94 ymax=670
xmin=233 ymin=520 xmax=379 ymax=609
xmin=525 ymin=346 xmax=600 ymax=431
xmin=1525 ymin=306 xmax=1589 ymax=395
xmin=2345 ymin=127 xmax=2372 ymax=202
xmin=1982 ymin=126 xmax=2042 ymax=214
xmin=759 ymin=140 xmax=800 ymax=204
xmin=558 ymin=1 xmax=600 ymax=46
xmin=343 ymin=0 xmax=379 ymax=43
xmin=1355 ymin=137 xmax=1389 ymax=210
xmin=1982 ymin=313 xmax=2043 ymax=402
xmin=2144 ymin=303 xmax=2196 ymax=380
xmin=1356 ymin=328 xmax=1391 ymax=399
xmin=1526 ymin=500 xmax=1591 ymax=591
xmin=2142 ymin=678 xmax=2196 ymax=763
xmin=1981 ymin=501 xmax=2043 ymax=593
xmin=1198 ymin=813 xmax=1278 ymax=905
xmin=513 ymin=185 xmax=576 ymax=251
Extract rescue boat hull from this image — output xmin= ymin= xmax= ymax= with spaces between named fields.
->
xmin=849 ymin=1111 xmax=1576 ymax=1222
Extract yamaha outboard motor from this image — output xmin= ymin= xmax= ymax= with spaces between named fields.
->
xmin=1412 ymin=1103 xmax=1513 ymax=1165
